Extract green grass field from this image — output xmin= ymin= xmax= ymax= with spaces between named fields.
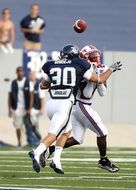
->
xmin=0 ymin=147 xmax=136 ymax=190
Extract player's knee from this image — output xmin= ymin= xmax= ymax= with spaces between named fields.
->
xmin=96 ymin=126 xmax=108 ymax=137
xmin=99 ymin=123 xmax=108 ymax=137
xmin=62 ymin=131 xmax=71 ymax=138
xmin=103 ymin=127 xmax=108 ymax=136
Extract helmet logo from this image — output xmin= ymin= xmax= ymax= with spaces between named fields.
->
xmin=71 ymin=46 xmax=78 ymax=54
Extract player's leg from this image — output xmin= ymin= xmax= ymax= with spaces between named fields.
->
xmin=50 ymin=130 xmax=71 ymax=174
xmin=97 ymin=135 xmax=107 ymax=158
xmin=49 ymin=106 xmax=86 ymax=172
xmin=39 ymin=115 xmax=71 ymax=170
xmin=42 ymin=106 xmax=85 ymax=164
xmin=49 ymin=112 xmax=83 ymax=175
xmin=29 ymin=99 xmax=72 ymax=173
xmin=42 ymin=136 xmax=79 ymax=168
xmin=78 ymin=102 xmax=107 ymax=156
xmin=63 ymin=105 xmax=86 ymax=147
xmin=60 ymin=109 xmax=86 ymax=148
xmin=64 ymin=137 xmax=79 ymax=148
xmin=42 ymin=101 xmax=72 ymax=170
xmin=39 ymin=136 xmax=79 ymax=171
xmin=47 ymin=137 xmax=79 ymax=157
xmin=78 ymin=101 xmax=119 ymax=172
xmin=40 ymin=119 xmax=72 ymax=174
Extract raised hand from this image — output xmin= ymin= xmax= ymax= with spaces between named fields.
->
xmin=109 ymin=61 xmax=122 ymax=72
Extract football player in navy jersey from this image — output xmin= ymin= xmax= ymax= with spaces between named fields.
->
xmin=44 ymin=45 xmax=120 ymax=173
xmin=28 ymin=44 xmax=122 ymax=174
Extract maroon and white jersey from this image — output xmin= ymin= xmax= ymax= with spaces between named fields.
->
xmin=76 ymin=65 xmax=108 ymax=104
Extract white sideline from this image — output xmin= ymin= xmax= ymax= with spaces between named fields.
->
xmin=62 ymin=158 xmax=136 ymax=162
xmin=0 ymin=169 xmax=136 ymax=176
xmin=0 ymin=150 xmax=136 ymax=154
xmin=64 ymin=150 xmax=136 ymax=154
xmin=0 ymin=176 xmax=135 ymax=182
xmin=0 ymin=185 xmax=135 ymax=190
xmin=0 ymin=158 xmax=136 ymax=162
xmin=16 ymin=176 xmax=134 ymax=180
xmin=0 ymin=165 xmax=136 ymax=171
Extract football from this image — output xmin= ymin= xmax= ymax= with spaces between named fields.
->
xmin=73 ymin=19 xmax=87 ymax=33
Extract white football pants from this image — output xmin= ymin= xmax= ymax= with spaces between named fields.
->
xmin=46 ymin=99 xmax=73 ymax=138
xmin=72 ymin=101 xmax=108 ymax=144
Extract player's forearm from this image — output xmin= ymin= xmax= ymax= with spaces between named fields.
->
xmin=90 ymin=69 xmax=112 ymax=83
xmin=90 ymin=61 xmax=122 ymax=83
xmin=99 ymin=69 xmax=113 ymax=83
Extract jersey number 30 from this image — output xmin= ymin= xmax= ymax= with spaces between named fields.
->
xmin=50 ymin=67 xmax=76 ymax=87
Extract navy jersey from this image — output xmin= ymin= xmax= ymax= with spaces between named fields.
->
xmin=42 ymin=58 xmax=91 ymax=99
xmin=20 ymin=15 xmax=45 ymax=43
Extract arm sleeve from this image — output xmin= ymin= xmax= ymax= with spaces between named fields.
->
xmin=97 ymin=83 xmax=107 ymax=96
xmin=42 ymin=73 xmax=50 ymax=81
xmin=83 ymin=69 xmax=93 ymax=80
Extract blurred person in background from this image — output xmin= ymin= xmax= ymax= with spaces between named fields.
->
xmin=20 ymin=4 xmax=45 ymax=51
xmin=8 ymin=67 xmax=34 ymax=147
xmin=0 ymin=8 xmax=15 ymax=54
xmin=29 ymin=71 xmax=45 ymax=140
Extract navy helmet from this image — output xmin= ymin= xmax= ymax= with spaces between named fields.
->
xmin=60 ymin=44 xmax=80 ymax=60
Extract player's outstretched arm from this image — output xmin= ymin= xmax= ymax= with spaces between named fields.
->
xmin=90 ymin=61 xmax=122 ymax=83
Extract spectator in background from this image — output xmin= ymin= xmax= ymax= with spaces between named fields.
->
xmin=8 ymin=67 xmax=33 ymax=146
xmin=0 ymin=8 xmax=15 ymax=54
xmin=20 ymin=4 xmax=45 ymax=51
xmin=29 ymin=71 xmax=45 ymax=140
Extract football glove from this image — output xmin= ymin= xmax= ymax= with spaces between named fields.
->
xmin=109 ymin=61 xmax=122 ymax=72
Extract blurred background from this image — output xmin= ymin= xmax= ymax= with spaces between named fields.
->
xmin=0 ymin=0 xmax=136 ymax=147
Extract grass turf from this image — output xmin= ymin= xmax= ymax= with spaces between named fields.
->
xmin=0 ymin=147 xmax=136 ymax=190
